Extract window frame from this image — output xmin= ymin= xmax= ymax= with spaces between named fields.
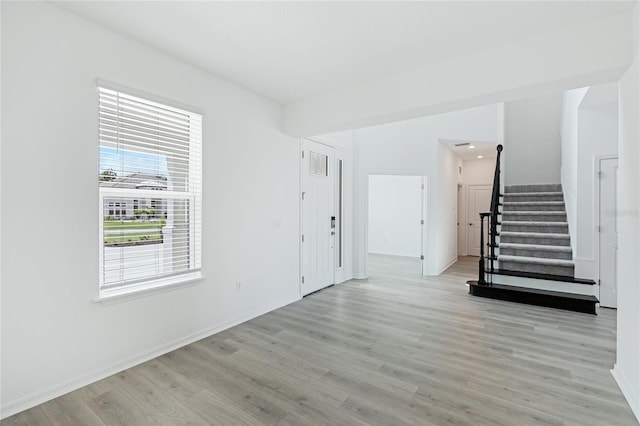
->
xmin=96 ymin=81 xmax=204 ymax=302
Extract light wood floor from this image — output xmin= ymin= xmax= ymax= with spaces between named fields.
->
xmin=3 ymin=255 xmax=637 ymax=425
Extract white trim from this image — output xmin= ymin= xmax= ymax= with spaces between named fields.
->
xmin=97 ymin=272 xmax=204 ymax=304
xmin=367 ymin=168 xmax=426 ymax=176
xmin=612 ymin=366 xmax=640 ymax=423
xmin=335 ymin=153 xmax=346 ymax=283
xmin=458 ymin=184 xmax=468 ymax=257
xmin=95 ymin=79 xmax=205 ymax=115
xmin=298 ymin=139 xmax=304 ymax=298
xmin=594 ymin=154 xmax=618 ymax=302
xmin=422 ymin=176 xmax=430 ymax=275
xmin=0 ymin=297 xmax=299 ymax=420
xmin=100 ymin=187 xmax=196 ymax=200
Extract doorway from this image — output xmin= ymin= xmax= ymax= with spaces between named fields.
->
xmin=467 ymin=184 xmax=492 ymax=256
xmin=367 ymin=175 xmax=426 ymax=274
xmin=301 ymin=139 xmax=336 ymax=296
xmin=598 ymin=156 xmax=618 ymax=308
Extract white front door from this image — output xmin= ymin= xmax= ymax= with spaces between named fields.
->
xmin=301 ymin=139 xmax=335 ymax=296
xmin=599 ymin=157 xmax=618 ymax=308
xmin=467 ymin=185 xmax=492 ymax=256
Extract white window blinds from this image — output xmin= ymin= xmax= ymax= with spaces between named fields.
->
xmin=98 ymin=87 xmax=202 ymax=292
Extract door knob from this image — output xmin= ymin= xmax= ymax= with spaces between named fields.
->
xmin=469 ymin=223 xmax=473 ymax=226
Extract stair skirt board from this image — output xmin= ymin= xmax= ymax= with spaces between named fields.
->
xmin=467 ymin=281 xmax=598 ymax=315
xmin=486 ymin=272 xmax=596 ymax=296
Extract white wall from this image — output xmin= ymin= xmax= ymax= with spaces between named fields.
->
xmin=283 ymin=13 xmax=632 ymax=137
xmin=612 ymin=3 xmax=640 ymax=421
xmin=349 ymin=104 xmax=501 ymax=277
xmin=561 ymin=88 xmax=589 ymax=256
xmin=368 ymin=175 xmax=422 ymax=257
xmin=504 ymin=93 xmax=564 ymax=185
xmin=1 ymin=2 xmax=300 ymax=416
xmin=576 ymin=95 xmax=618 ymax=278
xmin=462 ymin=157 xmax=495 ymax=184
xmin=436 ymin=144 xmax=461 ymax=269
xmin=561 ymin=84 xmax=619 ymax=279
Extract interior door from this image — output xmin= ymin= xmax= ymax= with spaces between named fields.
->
xmin=301 ymin=139 xmax=335 ymax=296
xmin=599 ymin=157 xmax=618 ymax=308
xmin=457 ymin=185 xmax=466 ymax=256
xmin=467 ymin=185 xmax=492 ymax=256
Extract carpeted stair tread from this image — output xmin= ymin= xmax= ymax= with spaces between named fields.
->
xmin=503 ymin=201 xmax=565 ymax=206
xmin=499 ymin=243 xmax=573 ymax=260
xmin=499 ymin=243 xmax=572 ymax=252
xmin=502 ymin=211 xmax=567 ymax=222
xmin=502 ymin=211 xmax=567 ymax=216
xmin=499 ymin=231 xmax=569 ymax=239
xmin=498 ymin=255 xmax=574 ymax=267
xmin=501 ymin=221 xmax=568 ymax=228
xmin=503 ymin=193 xmax=565 ymax=202
xmin=504 ymin=192 xmax=563 ymax=197
xmin=496 ymin=183 xmax=576 ymax=279
xmin=502 ymin=201 xmax=566 ymax=211
xmin=505 ymin=184 xmax=562 ymax=193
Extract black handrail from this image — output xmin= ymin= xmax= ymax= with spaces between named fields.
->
xmin=478 ymin=144 xmax=503 ymax=285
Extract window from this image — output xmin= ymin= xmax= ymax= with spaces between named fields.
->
xmin=310 ymin=151 xmax=328 ymax=176
xmin=98 ymin=85 xmax=202 ymax=298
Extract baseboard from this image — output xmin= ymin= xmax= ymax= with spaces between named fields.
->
xmin=352 ymin=274 xmax=369 ymax=279
xmin=0 ymin=297 xmax=300 ymax=420
xmin=612 ymin=365 xmax=640 ymax=423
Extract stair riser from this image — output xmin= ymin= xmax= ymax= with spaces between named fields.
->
xmin=503 ymin=203 xmax=565 ymax=212
xmin=468 ymin=283 xmax=596 ymax=315
xmin=501 ymin=224 xmax=568 ymax=234
xmin=505 ymin=184 xmax=562 ymax=193
xmin=499 ymin=247 xmax=573 ymax=260
xmin=499 ymin=261 xmax=574 ymax=277
xmin=504 ymin=194 xmax=564 ymax=202
xmin=499 ymin=235 xmax=570 ymax=246
xmin=502 ymin=213 xmax=567 ymax=222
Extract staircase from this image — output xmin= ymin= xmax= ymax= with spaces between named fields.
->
xmin=498 ymin=184 xmax=574 ymax=277
xmin=467 ymin=146 xmax=598 ymax=314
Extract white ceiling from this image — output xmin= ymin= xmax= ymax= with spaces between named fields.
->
xmin=440 ymin=139 xmax=499 ymax=161
xmin=55 ymin=1 xmax=634 ymax=105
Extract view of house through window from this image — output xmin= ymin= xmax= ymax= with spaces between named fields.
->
xmin=98 ymin=86 xmax=202 ymax=295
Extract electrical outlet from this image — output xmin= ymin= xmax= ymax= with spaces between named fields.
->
xmin=235 ymin=281 xmax=242 ymax=291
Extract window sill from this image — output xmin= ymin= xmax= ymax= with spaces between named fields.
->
xmin=96 ymin=271 xmax=204 ymax=305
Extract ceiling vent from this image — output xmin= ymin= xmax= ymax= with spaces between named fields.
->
xmin=454 ymin=142 xmax=471 ymax=147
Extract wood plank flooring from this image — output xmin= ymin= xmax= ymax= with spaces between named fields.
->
xmin=3 ymin=255 xmax=637 ymax=425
